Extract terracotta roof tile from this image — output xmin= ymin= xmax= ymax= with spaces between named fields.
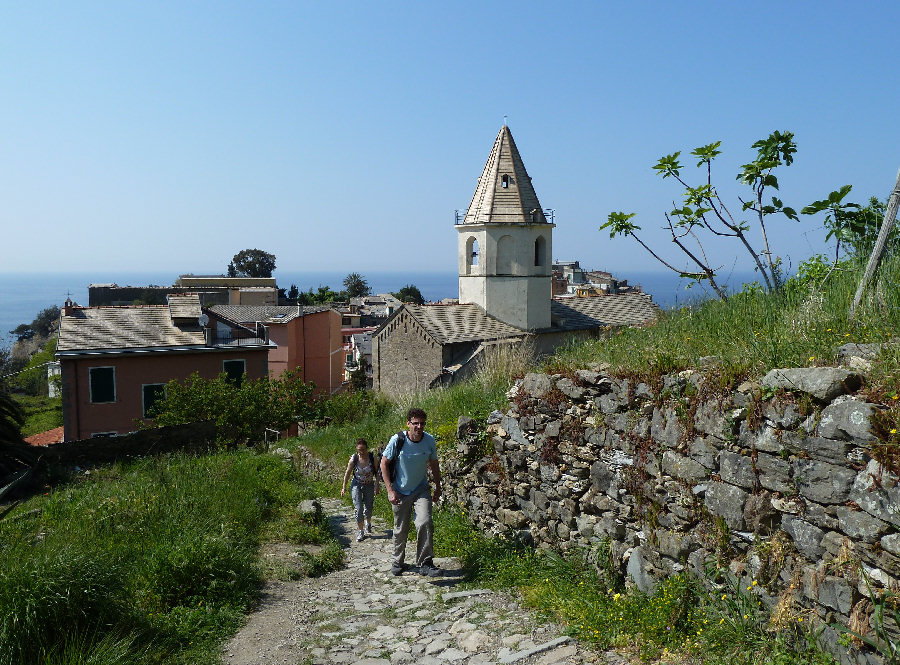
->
xmin=25 ymin=426 xmax=64 ymax=446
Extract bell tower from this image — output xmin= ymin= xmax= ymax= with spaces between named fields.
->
xmin=456 ymin=125 xmax=554 ymax=330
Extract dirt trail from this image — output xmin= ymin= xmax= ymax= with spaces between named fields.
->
xmin=222 ymin=497 xmax=633 ymax=665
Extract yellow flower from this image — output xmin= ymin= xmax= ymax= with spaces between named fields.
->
xmin=752 ymin=580 xmax=758 ymax=586
xmin=798 ymin=617 xmax=803 ymax=623
xmin=845 ymin=333 xmax=851 ymax=337
xmin=722 ymin=594 xmax=727 ymax=600
xmin=892 ymin=395 xmax=899 ymax=400
xmin=891 ymin=429 xmax=897 ymax=435
xmin=809 ymin=356 xmax=815 ymax=362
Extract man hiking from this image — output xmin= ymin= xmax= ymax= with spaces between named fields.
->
xmin=380 ymin=408 xmax=443 ymax=577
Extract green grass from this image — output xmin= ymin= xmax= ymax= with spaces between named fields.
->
xmin=547 ymin=255 xmax=900 ymax=389
xmin=14 ymin=394 xmax=63 ymax=438
xmin=0 ymin=449 xmax=336 ymax=665
xmin=433 ymin=507 xmax=835 ymax=664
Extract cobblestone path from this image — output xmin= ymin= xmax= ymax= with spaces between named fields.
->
xmin=223 ymin=498 xmax=633 ymax=665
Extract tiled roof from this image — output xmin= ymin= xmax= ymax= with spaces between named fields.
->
xmin=25 ymin=426 xmax=64 ymax=446
xmin=167 ymin=293 xmax=202 ymax=319
xmin=57 ymin=306 xmax=206 ymax=353
xmin=392 ymin=294 xmax=658 ymax=346
xmin=460 ymin=125 xmax=549 ymax=226
xmin=403 ymin=304 xmax=526 ymax=345
xmin=549 ymin=294 xmax=659 ymax=330
xmin=209 ymin=305 xmax=332 ymax=324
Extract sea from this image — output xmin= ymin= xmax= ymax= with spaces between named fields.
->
xmin=0 ymin=269 xmax=757 ymax=349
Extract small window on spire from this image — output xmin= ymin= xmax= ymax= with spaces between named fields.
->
xmin=501 ymin=174 xmax=510 ymax=188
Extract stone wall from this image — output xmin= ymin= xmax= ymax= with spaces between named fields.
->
xmin=372 ymin=309 xmax=444 ymax=397
xmin=37 ymin=421 xmax=216 ymax=469
xmin=443 ymin=362 xmax=898 ymax=665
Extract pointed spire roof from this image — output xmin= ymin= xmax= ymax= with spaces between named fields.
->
xmin=461 ymin=125 xmax=548 ymax=226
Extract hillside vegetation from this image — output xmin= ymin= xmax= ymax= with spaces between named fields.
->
xmin=1 ymin=254 xmax=897 ymax=664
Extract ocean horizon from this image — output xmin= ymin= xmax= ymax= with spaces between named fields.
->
xmin=0 ymin=269 xmax=757 ymax=348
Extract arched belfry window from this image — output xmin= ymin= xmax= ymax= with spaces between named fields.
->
xmin=501 ymin=174 xmax=510 ymax=188
xmin=534 ymin=235 xmax=547 ymax=268
xmin=465 ymin=236 xmax=479 ymax=274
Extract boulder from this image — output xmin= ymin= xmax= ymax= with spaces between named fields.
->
xmin=782 ymin=515 xmax=825 ymax=559
xmin=817 ymin=399 xmax=876 ymax=442
xmin=704 ymin=481 xmax=748 ymax=530
xmin=793 ymin=459 xmax=856 ymax=504
xmin=761 ymin=367 xmax=862 ymax=402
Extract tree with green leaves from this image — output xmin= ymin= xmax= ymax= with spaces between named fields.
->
xmin=802 ymin=193 xmax=893 ymax=261
xmin=149 ymin=369 xmax=318 ymax=445
xmin=601 ymin=131 xmax=853 ymax=300
xmin=343 ymin=273 xmax=371 ymax=298
xmin=230 ymin=249 xmax=277 ymax=278
xmin=393 ymin=284 xmax=425 ymax=305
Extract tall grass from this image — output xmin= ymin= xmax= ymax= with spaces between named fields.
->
xmin=0 ymin=450 xmax=330 ymax=665
xmin=547 ymin=255 xmax=900 ymax=387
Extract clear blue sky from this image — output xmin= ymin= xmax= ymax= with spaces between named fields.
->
xmin=2 ymin=2 xmax=898 ymax=280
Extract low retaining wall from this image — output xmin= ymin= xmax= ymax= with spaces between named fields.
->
xmin=444 ymin=362 xmax=898 ymax=665
xmin=36 ymin=421 xmax=217 ymax=469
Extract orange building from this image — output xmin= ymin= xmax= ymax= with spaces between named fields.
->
xmin=209 ymin=305 xmax=344 ymax=396
xmin=56 ymin=295 xmax=272 ymax=441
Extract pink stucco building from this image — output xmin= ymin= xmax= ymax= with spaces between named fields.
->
xmin=56 ymin=294 xmax=272 ymax=441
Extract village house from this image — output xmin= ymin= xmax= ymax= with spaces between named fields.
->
xmin=372 ymin=125 xmax=659 ymax=397
xmin=55 ymin=294 xmax=273 ymax=441
xmin=208 ymin=304 xmax=344 ymax=395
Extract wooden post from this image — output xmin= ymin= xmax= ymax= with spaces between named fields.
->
xmin=850 ymin=168 xmax=900 ymax=318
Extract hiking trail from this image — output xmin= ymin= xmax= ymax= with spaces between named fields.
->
xmin=222 ymin=497 xmax=635 ymax=665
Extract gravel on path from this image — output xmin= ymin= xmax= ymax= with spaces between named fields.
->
xmin=222 ymin=497 xmax=633 ymax=665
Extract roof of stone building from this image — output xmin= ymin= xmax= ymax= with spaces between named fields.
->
xmin=402 ymin=304 xmax=526 ymax=345
xmin=461 ymin=125 xmax=548 ymax=226
xmin=549 ymin=294 xmax=660 ymax=330
xmin=389 ymin=293 xmax=658 ymax=346
xmin=209 ymin=304 xmax=332 ymax=324
xmin=167 ymin=293 xmax=202 ymax=320
xmin=57 ymin=306 xmax=206 ymax=353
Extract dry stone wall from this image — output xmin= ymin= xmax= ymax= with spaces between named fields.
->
xmin=443 ymin=362 xmax=898 ymax=665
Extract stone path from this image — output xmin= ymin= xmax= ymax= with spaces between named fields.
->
xmin=223 ymin=498 xmax=632 ymax=665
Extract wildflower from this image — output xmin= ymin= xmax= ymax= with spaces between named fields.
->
xmin=721 ymin=594 xmax=727 ymax=600
xmin=719 ymin=618 xmax=725 ymax=624
xmin=798 ymin=617 xmax=803 ymax=623
xmin=613 ymin=593 xmax=621 ymax=601
xmin=809 ymin=356 xmax=815 ymax=362
xmin=892 ymin=429 xmax=897 ymax=435
xmin=893 ymin=395 xmax=899 ymax=401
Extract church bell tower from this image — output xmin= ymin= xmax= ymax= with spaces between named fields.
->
xmin=456 ymin=125 xmax=554 ymax=330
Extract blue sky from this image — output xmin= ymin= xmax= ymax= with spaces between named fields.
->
xmin=2 ymin=2 xmax=898 ymax=281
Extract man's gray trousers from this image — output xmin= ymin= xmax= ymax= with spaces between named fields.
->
xmin=391 ymin=483 xmax=434 ymax=568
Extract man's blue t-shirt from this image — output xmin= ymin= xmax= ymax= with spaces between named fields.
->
xmin=383 ymin=431 xmax=437 ymax=495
